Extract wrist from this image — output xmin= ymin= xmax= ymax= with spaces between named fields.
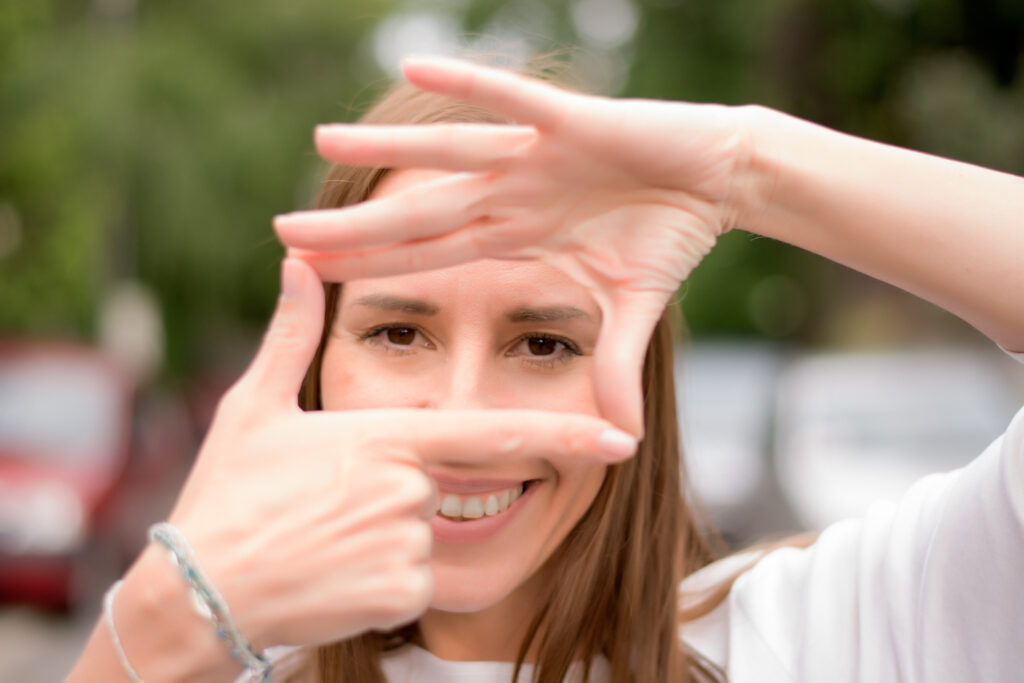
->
xmin=115 ymin=545 xmax=243 ymax=682
xmin=727 ymin=103 xmax=787 ymax=236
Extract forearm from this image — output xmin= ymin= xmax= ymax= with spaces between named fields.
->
xmin=736 ymin=105 xmax=1024 ymax=352
xmin=67 ymin=546 xmax=242 ymax=683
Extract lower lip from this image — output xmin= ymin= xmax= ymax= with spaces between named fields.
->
xmin=430 ymin=482 xmax=538 ymax=544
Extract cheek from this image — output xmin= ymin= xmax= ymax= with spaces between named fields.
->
xmin=552 ymin=463 xmax=607 ymax=539
xmin=503 ymin=362 xmax=601 ymax=416
xmin=320 ymin=341 xmax=432 ymax=410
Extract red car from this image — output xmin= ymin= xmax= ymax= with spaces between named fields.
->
xmin=0 ymin=340 xmax=135 ymax=612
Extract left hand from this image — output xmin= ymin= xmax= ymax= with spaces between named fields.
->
xmin=274 ymin=57 xmax=755 ymax=435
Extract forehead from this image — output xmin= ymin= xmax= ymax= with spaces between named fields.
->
xmin=340 ymin=169 xmax=599 ymax=317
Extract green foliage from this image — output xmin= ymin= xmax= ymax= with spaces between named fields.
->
xmin=0 ymin=0 xmax=394 ymax=373
xmin=1 ymin=0 xmax=1020 ymax=376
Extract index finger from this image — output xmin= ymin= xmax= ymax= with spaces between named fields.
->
xmin=402 ymin=56 xmax=575 ymax=131
xmin=413 ymin=410 xmax=638 ymax=466
xmin=320 ymin=409 xmax=639 ymax=465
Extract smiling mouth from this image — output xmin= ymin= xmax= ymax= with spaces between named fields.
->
xmin=436 ymin=480 xmax=538 ymax=522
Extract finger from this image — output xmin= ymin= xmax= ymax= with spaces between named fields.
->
xmin=328 ymin=409 xmax=638 ymax=464
xmin=290 ymin=225 xmax=489 ymax=282
xmin=591 ymin=294 xmax=668 ymax=438
xmin=274 ymin=173 xmax=486 ymax=252
xmin=402 ymin=56 xmax=575 ymax=130
xmin=314 ymin=123 xmax=537 ymax=172
xmin=418 ymin=410 xmax=638 ymax=464
xmin=240 ymin=258 xmax=325 ymax=410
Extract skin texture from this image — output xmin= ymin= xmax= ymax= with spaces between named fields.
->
xmin=321 ymin=168 xmax=610 ymax=660
xmin=66 ymin=256 xmax=634 ymax=682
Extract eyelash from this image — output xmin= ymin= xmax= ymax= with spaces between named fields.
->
xmin=509 ymin=332 xmax=581 ymax=369
xmin=359 ymin=324 xmax=429 ymax=356
xmin=359 ymin=324 xmax=582 ymax=368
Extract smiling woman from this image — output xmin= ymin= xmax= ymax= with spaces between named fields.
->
xmin=65 ymin=48 xmax=1024 ymax=683
xmin=295 ymin=88 xmax=725 ymax=681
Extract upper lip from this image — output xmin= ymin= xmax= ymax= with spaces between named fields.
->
xmin=429 ymin=471 xmax=536 ymax=495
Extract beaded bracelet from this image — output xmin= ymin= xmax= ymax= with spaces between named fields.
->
xmin=148 ymin=522 xmax=272 ymax=683
xmin=103 ymin=580 xmax=144 ymax=682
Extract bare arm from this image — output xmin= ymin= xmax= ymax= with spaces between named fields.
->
xmin=739 ymin=106 xmax=1024 ymax=352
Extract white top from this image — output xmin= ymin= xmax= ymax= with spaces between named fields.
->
xmin=269 ymin=349 xmax=1024 ymax=682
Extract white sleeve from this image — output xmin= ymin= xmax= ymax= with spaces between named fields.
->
xmin=684 ymin=402 xmax=1024 ymax=683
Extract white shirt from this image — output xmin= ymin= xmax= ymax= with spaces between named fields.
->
xmin=381 ymin=644 xmax=610 ymax=682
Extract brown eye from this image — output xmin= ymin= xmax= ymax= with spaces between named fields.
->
xmin=386 ymin=327 xmax=417 ymax=345
xmin=526 ymin=336 xmax=560 ymax=356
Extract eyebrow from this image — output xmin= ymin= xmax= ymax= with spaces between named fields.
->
xmin=352 ymin=295 xmax=594 ymax=323
xmin=505 ymin=305 xmax=593 ymax=323
xmin=353 ymin=294 xmax=439 ymax=316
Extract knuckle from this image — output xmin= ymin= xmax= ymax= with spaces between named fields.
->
xmin=268 ymin=321 xmax=307 ymax=355
xmin=399 ymin=471 xmax=434 ymax=507
xmin=394 ymin=519 xmax=430 ymax=552
xmin=393 ymin=566 xmax=433 ymax=612
xmin=405 ymin=521 xmax=433 ymax=562
xmin=473 ymin=222 xmax=518 ymax=254
xmin=485 ymin=426 xmax=525 ymax=456
xmin=406 ymin=248 xmax=426 ymax=272
xmin=558 ymin=426 xmax=590 ymax=458
xmin=375 ymin=567 xmax=433 ymax=626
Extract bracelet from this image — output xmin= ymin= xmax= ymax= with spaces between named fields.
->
xmin=148 ymin=522 xmax=271 ymax=683
xmin=103 ymin=580 xmax=145 ymax=683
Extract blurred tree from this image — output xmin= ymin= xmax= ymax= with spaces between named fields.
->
xmin=0 ymin=0 xmax=396 ymax=375
xmin=1 ymin=0 xmax=1020 ymax=380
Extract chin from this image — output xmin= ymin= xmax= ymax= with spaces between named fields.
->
xmin=427 ymin=559 xmax=525 ymax=613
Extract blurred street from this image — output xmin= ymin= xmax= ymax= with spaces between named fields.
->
xmin=0 ymin=607 xmax=93 ymax=681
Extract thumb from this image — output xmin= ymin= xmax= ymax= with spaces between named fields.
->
xmin=241 ymin=258 xmax=326 ymax=410
xmin=592 ymin=293 xmax=667 ymax=439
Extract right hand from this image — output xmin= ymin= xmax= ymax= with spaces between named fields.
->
xmin=164 ymin=258 xmax=637 ymax=650
xmin=274 ymin=57 xmax=758 ymax=436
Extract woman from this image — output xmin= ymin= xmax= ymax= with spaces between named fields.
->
xmin=69 ymin=58 xmax=1024 ymax=682
xmin=295 ymin=85 xmax=728 ymax=681
xmin=279 ymin=59 xmax=1024 ymax=681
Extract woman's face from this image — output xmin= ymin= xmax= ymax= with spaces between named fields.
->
xmin=320 ymin=169 xmax=607 ymax=614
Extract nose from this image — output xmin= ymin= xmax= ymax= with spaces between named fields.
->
xmin=422 ymin=344 xmax=498 ymax=411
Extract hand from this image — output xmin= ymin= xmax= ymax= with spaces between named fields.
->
xmin=274 ymin=57 xmax=755 ymax=435
xmin=166 ymin=258 xmax=637 ymax=650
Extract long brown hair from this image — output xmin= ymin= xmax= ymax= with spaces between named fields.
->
xmin=295 ymin=69 xmax=731 ymax=683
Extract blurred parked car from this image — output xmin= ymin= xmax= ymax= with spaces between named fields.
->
xmin=675 ymin=341 xmax=800 ymax=546
xmin=775 ymin=349 xmax=1018 ymax=531
xmin=0 ymin=340 xmax=134 ymax=612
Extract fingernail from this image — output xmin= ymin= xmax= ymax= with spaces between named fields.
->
xmin=272 ymin=213 xmax=295 ymax=234
xmin=599 ymin=429 xmax=638 ymax=461
xmin=402 ymin=54 xmax=433 ymax=65
xmin=314 ymin=124 xmax=344 ymax=136
xmin=281 ymin=259 xmax=304 ymax=300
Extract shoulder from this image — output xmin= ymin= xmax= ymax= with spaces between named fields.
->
xmin=680 ymin=399 xmax=1024 ymax=682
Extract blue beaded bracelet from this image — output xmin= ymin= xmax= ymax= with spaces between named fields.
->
xmin=148 ymin=522 xmax=271 ymax=683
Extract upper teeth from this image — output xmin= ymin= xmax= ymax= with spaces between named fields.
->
xmin=438 ymin=483 xmax=525 ymax=521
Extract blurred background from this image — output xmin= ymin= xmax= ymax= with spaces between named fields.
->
xmin=1 ymin=0 xmax=1022 ymax=678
